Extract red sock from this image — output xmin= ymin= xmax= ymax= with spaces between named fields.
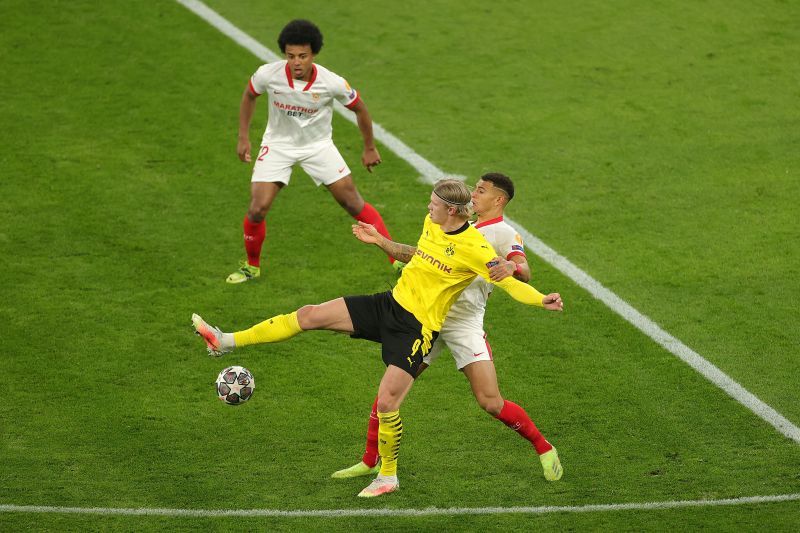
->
xmin=494 ymin=400 xmax=553 ymax=455
xmin=243 ymin=216 xmax=266 ymax=267
xmin=361 ymin=396 xmax=380 ymax=467
xmin=354 ymin=203 xmax=394 ymax=263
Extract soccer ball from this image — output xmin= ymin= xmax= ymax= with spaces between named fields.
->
xmin=215 ymin=366 xmax=255 ymax=405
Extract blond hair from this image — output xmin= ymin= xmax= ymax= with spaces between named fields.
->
xmin=433 ymin=179 xmax=473 ymax=218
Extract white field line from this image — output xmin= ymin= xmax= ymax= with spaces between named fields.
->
xmin=2 ymin=493 xmax=800 ymax=518
xmin=174 ymin=0 xmax=800 ymax=445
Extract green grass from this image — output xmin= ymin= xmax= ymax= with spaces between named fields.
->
xmin=1 ymin=0 xmax=799 ymax=530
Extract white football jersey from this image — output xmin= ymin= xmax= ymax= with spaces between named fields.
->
xmin=249 ymin=61 xmax=359 ymax=147
xmin=443 ymin=216 xmax=527 ymax=325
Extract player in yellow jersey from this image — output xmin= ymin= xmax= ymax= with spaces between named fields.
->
xmin=334 ymin=173 xmax=562 ymax=484
xmin=192 ymin=179 xmax=564 ymax=497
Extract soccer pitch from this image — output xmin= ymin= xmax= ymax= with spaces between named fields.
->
xmin=1 ymin=0 xmax=799 ymax=531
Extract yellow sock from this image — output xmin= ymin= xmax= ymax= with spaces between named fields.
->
xmin=377 ymin=410 xmax=402 ymax=477
xmin=233 ymin=312 xmax=302 ymax=347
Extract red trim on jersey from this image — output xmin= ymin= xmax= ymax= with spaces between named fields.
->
xmin=284 ymin=63 xmax=294 ymax=88
xmin=345 ymin=93 xmax=361 ymax=110
xmin=248 ymin=79 xmax=261 ymax=96
xmin=474 ymin=216 xmax=504 ymax=229
xmin=302 ymin=65 xmax=317 ymax=91
xmin=483 ymin=332 xmax=493 ymax=361
xmin=506 ymin=250 xmax=526 ymax=259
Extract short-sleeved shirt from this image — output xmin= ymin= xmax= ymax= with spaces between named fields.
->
xmin=392 ymin=215 xmax=500 ymax=333
xmin=444 ymin=216 xmax=526 ymax=324
xmin=248 ymin=61 xmax=360 ymax=147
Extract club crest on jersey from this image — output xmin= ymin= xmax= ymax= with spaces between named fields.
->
xmin=311 ymin=92 xmax=320 ymax=101
xmin=444 ymin=243 xmax=455 ymax=257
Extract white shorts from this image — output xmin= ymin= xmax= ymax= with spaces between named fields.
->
xmin=251 ymin=140 xmax=351 ymax=186
xmin=423 ymin=319 xmax=493 ymax=370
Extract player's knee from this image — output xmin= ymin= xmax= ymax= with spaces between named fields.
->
xmin=332 ymin=186 xmax=364 ymax=215
xmin=247 ymin=203 xmax=269 ymax=222
xmin=376 ymin=394 xmax=401 ymax=413
xmin=295 ymin=304 xmax=318 ymax=329
xmin=477 ymin=394 xmax=504 ymax=416
xmin=339 ymin=197 xmax=363 ymax=216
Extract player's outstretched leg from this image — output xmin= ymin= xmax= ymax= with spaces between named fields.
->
xmin=191 ymin=314 xmax=235 ymax=356
xmin=539 ymin=448 xmax=563 ymax=481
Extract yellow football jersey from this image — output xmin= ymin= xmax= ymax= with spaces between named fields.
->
xmin=393 ymin=215 xmax=544 ymax=332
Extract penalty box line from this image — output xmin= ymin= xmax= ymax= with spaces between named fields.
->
xmin=2 ymin=493 xmax=800 ymax=518
xmin=174 ymin=0 xmax=800 ymax=445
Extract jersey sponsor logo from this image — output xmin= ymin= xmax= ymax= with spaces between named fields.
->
xmin=444 ymin=243 xmax=455 ymax=257
xmin=272 ymin=100 xmax=319 ymax=116
xmin=415 ymin=249 xmax=452 ymax=273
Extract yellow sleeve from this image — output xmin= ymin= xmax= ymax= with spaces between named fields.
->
xmin=495 ymin=276 xmax=545 ymax=307
xmin=464 ymin=239 xmax=504 ymax=283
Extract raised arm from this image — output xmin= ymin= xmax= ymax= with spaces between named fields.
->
xmin=352 ymin=221 xmax=415 ymax=263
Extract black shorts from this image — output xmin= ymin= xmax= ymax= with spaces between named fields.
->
xmin=344 ymin=291 xmax=438 ymax=377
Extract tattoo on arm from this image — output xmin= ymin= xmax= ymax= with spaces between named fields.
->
xmin=380 ymin=240 xmax=416 ymax=263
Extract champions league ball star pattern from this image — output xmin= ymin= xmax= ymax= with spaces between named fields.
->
xmin=215 ymin=366 xmax=255 ymax=405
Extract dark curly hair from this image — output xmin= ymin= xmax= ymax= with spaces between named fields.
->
xmin=480 ymin=172 xmax=515 ymax=201
xmin=278 ymin=19 xmax=323 ymax=54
